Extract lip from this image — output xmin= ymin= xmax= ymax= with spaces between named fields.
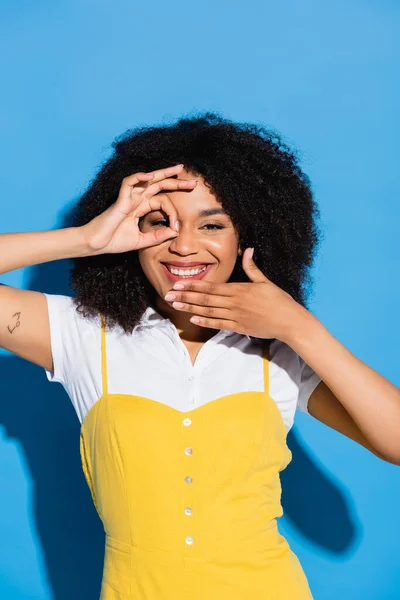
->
xmin=162 ymin=261 xmax=211 ymax=267
xmin=161 ymin=263 xmax=213 ymax=282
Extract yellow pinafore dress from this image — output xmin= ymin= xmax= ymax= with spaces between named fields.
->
xmin=80 ymin=315 xmax=314 ymax=599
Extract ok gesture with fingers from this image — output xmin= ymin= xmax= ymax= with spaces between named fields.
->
xmin=82 ymin=164 xmax=197 ymax=255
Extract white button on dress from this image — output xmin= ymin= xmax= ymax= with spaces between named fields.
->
xmin=185 ymin=536 xmax=194 ymax=545
xmin=183 ymin=418 xmax=192 ymax=426
xmin=184 ymin=447 xmax=193 ymax=455
xmin=184 ymin=476 xmax=193 ymax=484
xmin=184 ymin=507 xmax=193 ymax=516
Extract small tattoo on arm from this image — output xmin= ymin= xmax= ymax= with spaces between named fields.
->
xmin=7 ymin=312 xmax=21 ymax=334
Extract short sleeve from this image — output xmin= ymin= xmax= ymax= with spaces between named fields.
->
xmin=296 ymin=356 xmax=322 ymax=414
xmin=43 ymin=293 xmax=86 ymax=386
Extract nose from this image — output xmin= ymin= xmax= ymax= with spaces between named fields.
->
xmin=167 ymin=223 xmax=200 ymax=255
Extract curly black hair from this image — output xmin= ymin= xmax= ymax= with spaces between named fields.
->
xmin=66 ymin=110 xmax=323 ymax=341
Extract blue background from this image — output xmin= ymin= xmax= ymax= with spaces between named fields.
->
xmin=0 ymin=0 xmax=399 ymax=598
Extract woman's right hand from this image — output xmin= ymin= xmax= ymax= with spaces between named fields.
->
xmin=81 ymin=164 xmax=197 ymax=255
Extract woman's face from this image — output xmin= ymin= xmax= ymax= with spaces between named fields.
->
xmin=138 ymin=170 xmax=241 ymax=332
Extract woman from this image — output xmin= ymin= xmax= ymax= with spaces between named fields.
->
xmin=1 ymin=112 xmax=399 ymax=599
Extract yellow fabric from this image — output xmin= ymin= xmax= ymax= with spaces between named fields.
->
xmin=80 ymin=314 xmax=314 ymax=599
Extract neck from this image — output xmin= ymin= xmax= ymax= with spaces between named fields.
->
xmin=154 ymin=297 xmax=217 ymax=343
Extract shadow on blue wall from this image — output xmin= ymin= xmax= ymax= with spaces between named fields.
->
xmin=0 ymin=223 xmax=359 ymax=599
xmin=281 ymin=434 xmax=357 ymax=553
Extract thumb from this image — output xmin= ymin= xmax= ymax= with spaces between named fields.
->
xmin=242 ymin=247 xmax=268 ymax=283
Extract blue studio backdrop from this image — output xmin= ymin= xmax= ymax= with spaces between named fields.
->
xmin=0 ymin=1 xmax=399 ymax=598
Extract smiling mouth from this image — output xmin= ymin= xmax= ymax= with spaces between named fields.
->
xmin=163 ymin=264 xmax=209 ymax=274
xmin=160 ymin=263 xmax=214 ymax=280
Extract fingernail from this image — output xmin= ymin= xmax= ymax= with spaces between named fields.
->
xmin=172 ymin=301 xmax=185 ymax=309
xmin=174 ymin=220 xmax=180 ymax=232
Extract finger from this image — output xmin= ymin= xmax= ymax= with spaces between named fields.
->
xmin=120 ymin=171 xmax=155 ymax=189
xmin=135 ymin=179 xmax=197 ymax=230
xmin=136 ymin=225 xmax=179 ymax=249
xmin=171 ymin=302 xmax=233 ymax=322
xmin=167 ymin=290 xmax=231 ymax=309
xmin=117 ymin=173 xmax=156 ymax=206
xmin=189 ymin=316 xmax=237 ymax=331
xmin=122 ymin=164 xmax=184 ymax=188
xmin=118 ymin=164 xmax=185 ymax=202
xmin=170 ymin=279 xmax=236 ymax=297
xmin=142 ymin=177 xmax=197 ymax=200
xmin=143 ymin=163 xmax=185 ymax=184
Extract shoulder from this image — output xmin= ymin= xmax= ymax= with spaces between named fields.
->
xmin=43 ymin=293 xmax=102 ymax=385
xmin=43 ymin=293 xmax=101 ymax=331
xmin=268 ymin=337 xmax=301 ymax=368
xmin=268 ymin=337 xmax=322 ymax=419
xmin=268 ymin=337 xmax=319 ymax=380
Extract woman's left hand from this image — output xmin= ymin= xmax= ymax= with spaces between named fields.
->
xmin=163 ymin=248 xmax=307 ymax=342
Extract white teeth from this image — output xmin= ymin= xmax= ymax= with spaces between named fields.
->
xmin=166 ymin=265 xmax=208 ymax=277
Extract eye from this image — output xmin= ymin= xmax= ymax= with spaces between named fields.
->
xmin=149 ymin=219 xmax=168 ymax=227
xmin=202 ymin=223 xmax=224 ymax=230
xmin=149 ymin=219 xmax=224 ymax=231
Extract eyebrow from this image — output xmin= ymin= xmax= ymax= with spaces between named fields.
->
xmin=198 ymin=208 xmax=227 ymax=217
xmin=146 ymin=207 xmax=228 ymax=218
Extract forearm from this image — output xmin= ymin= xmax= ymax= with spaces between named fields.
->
xmin=0 ymin=227 xmax=91 ymax=275
xmin=282 ymin=305 xmax=400 ymax=462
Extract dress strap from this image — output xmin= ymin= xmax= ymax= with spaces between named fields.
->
xmin=100 ymin=314 xmax=108 ymax=397
xmin=262 ymin=339 xmax=270 ymax=397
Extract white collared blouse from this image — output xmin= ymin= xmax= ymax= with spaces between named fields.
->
xmin=43 ymin=293 xmax=321 ymax=432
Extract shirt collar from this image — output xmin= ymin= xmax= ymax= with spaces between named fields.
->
xmin=138 ymin=305 xmax=251 ymax=341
